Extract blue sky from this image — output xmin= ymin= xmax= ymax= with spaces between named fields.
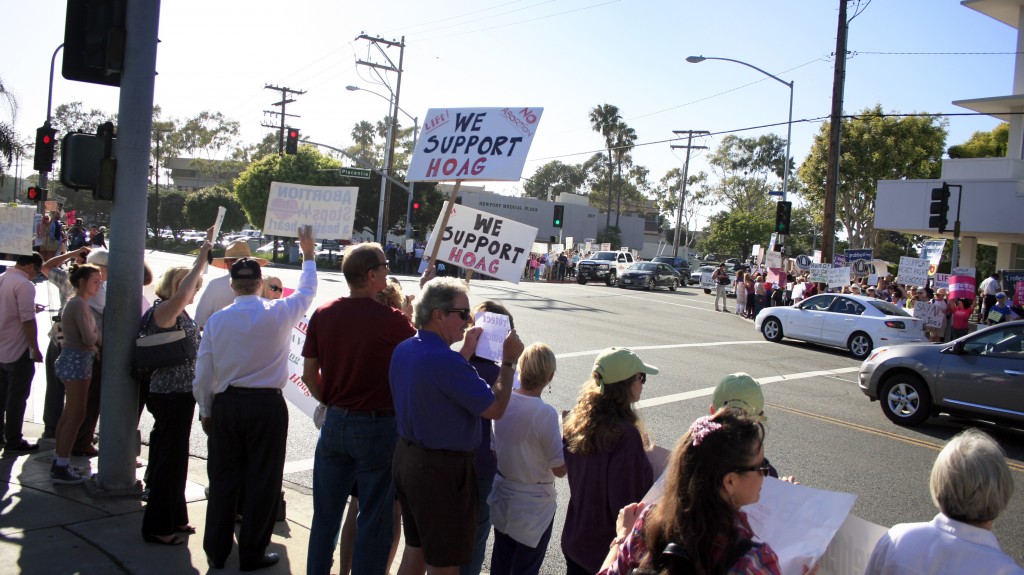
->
xmin=2 ymin=0 xmax=1016 ymax=223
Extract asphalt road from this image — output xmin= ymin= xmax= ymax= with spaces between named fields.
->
xmin=116 ymin=252 xmax=1024 ymax=573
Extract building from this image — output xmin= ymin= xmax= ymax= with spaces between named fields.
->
xmin=166 ymin=157 xmax=241 ymax=192
xmin=874 ymin=0 xmax=1024 ymax=274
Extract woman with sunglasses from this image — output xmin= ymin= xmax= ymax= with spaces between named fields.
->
xmin=599 ymin=409 xmax=782 ymax=575
xmin=561 ymin=348 xmax=658 ymax=575
xmin=260 ymin=275 xmax=283 ymax=300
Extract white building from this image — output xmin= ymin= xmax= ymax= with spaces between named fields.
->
xmin=875 ymin=0 xmax=1024 ymax=273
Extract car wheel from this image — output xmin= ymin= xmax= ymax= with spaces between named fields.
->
xmin=880 ymin=374 xmax=932 ymax=427
xmin=668 ymin=279 xmax=678 ymax=292
xmin=645 ymin=277 xmax=655 ymax=291
xmin=577 ymin=277 xmax=586 ymax=285
xmin=703 ymin=288 xmax=711 ymax=295
xmin=606 ymin=271 xmax=616 ymax=287
xmin=761 ymin=317 xmax=783 ymax=342
xmin=848 ymin=332 xmax=873 ymax=360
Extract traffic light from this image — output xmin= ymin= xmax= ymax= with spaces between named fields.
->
xmin=34 ymin=126 xmax=58 ymax=172
xmin=285 ymin=128 xmax=300 ymax=154
xmin=411 ymin=192 xmax=421 ymax=225
xmin=62 ymin=0 xmax=124 ymax=87
xmin=552 ymin=204 xmax=564 ymax=228
xmin=929 ymin=183 xmax=950 ymax=233
xmin=774 ymin=200 xmax=792 ymax=235
xmin=26 ymin=186 xmax=47 ymax=203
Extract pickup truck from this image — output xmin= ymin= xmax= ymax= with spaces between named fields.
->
xmin=577 ymin=251 xmax=635 ymax=286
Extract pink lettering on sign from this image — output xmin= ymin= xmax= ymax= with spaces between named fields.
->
xmin=423 ymin=110 xmax=450 ymax=134
xmin=425 ymin=157 xmax=487 ymax=178
xmin=1015 ymin=282 xmax=1024 ymax=307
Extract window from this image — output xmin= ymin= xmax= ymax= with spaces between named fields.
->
xmin=832 ymin=297 xmax=865 ymax=316
xmin=800 ymin=295 xmax=836 ymax=312
xmin=962 ymin=325 xmax=1024 ymax=359
xmin=1014 ymin=244 xmax=1024 ymax=270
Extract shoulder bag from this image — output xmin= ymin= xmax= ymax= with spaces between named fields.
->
xmin=132 ymin=304 xmax=195 ymax=372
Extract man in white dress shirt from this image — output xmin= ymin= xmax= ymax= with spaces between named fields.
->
xmin=193 ymin=226 xmax=316 ymax=571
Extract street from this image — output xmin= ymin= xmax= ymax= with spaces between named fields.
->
xmin=26 ymin=250 xmax=1024 ymax=573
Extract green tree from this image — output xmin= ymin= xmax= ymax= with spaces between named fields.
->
xmin=183 ymin=186 xmax=247 ymax=232
xmin=522 ymin=160 xmax=585 ymax=200
xmin=51 ymin=101 xmax=116 ymax=136
xmin=707 ymin=134 xmax=787 ymax=213
xmin=589 ymin=104 xmax=622 ymax=229
xmin=798 ymin=104 xmax=947 ymax=248
xmin=160 ymin=191 xmax=187 ymax=236
xmin=611 ymin=123 xmax=637 ymax=226
xmin=699 ymin=206 xmax=774 ymax=261
xmin=948 ymin=122 xmax=1008 ymax=158
xmin=652 ymin=168 xmax=712 ymax=249
xmin=0 ymin=76 xmax=18 ymax=175
xmin=162 ymin=110 xmax=240 ymax=159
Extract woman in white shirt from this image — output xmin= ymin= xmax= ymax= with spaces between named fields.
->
xmin=866 ymin=428 xmax=1022 ymax=575
xmin=488 ymin=343 xmax=567 ymax=575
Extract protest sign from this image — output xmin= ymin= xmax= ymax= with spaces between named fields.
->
xmin=263 ymin=182 xmax=358 ymax=239
xmin=813 ymin=250 xmax=822 ymax=263
xmin=407 ymin=107 xmax=543 ymax=182
xmin=1002 ymin=270 xmax=1024 ymax=307
xmin=809 ymin=263 xmax=830 ymax=284
xmin=600 ymin=242 xmax=611 ymax=251
xmin=743 ymin=478 xmax=857 ymax=575
xmin=406 ymin=238 xmax=415 ymax=252
xmin=952 ymin=266 xmax=975 ymax=278
xmin=473 ymin=311 xmax=511 ymax=363
xmin=284 ymin=316 xmax=320 ymax=420
xmin=1017 ymin=282 xmax=1024 ymax=307
xmin=920 ymin=239 xmax=945 ymax=265
xmin=948 ymin=275 xmax=975 ymax=300
xmin=898 ymin=256 xmax=930 ymax=287
xmin=920 ymin=301 xmax=945 ymax=328
xmin=833 ymin=254 xmax=847 ymax=268
xmin=766 ymin=251 xmax=782 ymax=270
xmin=424 ymin=202 xmax=537 ymax=284
xmin=933 ymin=273 xmax=949 ymax=289
xmin=845 ymin=249 xmax=872 ymax=264
xmin=0 ymin=205 xmax=37 ymax=255
xmin=565 ymin=236 xmax=574 ymax=249
xmin=818 ymin=514 xmax=889 ymax=575
xmin=828 ymin=267 xmax=851 ymax=289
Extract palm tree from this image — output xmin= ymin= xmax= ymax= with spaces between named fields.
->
xmin=0 ymin=77 xmax=19 ymax=174
xmin=588 ymin=104 xmax=621 ymax=228
xmin=611 ymin=123 xmax=636 ymax=227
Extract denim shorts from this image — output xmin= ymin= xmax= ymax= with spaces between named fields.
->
xmin=55 ymin=348 xmax=94 ymax=381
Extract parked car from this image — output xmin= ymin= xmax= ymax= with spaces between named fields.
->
xmin=651 ymin=256 xmax=691 ymax=278
xmin=859 ymin=321 xmax=1024 ymax=427
xmin=699 ymin=266 xmax=737 ymax=296
xmin=618 ymin=262 xmax=681 ymax=291
xmin=691 ymin=265 xmax=715 ymax=286
xmin=754 ymin=293 xmax=926 ymax=360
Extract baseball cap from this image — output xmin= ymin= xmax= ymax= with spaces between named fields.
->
xmin=996 ymin=292 xmax=1006 ymax=299
xmin=593 ymin=347 xmax=659 ymax=385
xmin=712 ymin=373 xmax=766 ymax=421
xmin=230 ymin=258 xmax=263 ymax=280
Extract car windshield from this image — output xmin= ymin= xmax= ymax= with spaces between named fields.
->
xmin=631 ymin=263 xmax=658 ymax=271
xmin=591 ymin=253 xmax=616 ymax=261
xmin=869 ymin=300 xmax=910 ymax=317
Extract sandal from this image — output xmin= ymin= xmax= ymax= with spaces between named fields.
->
xmin=143 ymin=533 xmax=185 ymax=546
xmin=175 ymin=525 xmax=197 ymax=534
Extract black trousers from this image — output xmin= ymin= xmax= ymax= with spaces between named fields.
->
xmin=204 ymin=388 xmax=287 ymax=565
xmin=142 ymin=392 xmax=194 ymax=536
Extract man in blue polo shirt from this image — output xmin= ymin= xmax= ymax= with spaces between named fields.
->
xmin=390 ymin=277 xmax=523 ymax=574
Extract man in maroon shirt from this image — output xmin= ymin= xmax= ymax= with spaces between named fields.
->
xmin=302 ymin=243 xmax=417 ymax=575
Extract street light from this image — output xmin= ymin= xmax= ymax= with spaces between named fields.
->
xmin=686 ymin=55 xmax=794 ymax=202
xmin=346 ymin=85 xmax=419 ymax=240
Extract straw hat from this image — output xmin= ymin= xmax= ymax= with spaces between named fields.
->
xmin=212 ymin=240 xmax=268 ymax=269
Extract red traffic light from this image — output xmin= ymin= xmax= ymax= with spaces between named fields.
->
xmin=288 ymin=130 xmax=298 ymax=138
xmin=42 ymin=135 xmax=53 ymax=144
xmin=26 ymin=186 xmax=47 ymax=202
xmin=412 ymin=202 xmax=420 ymax=210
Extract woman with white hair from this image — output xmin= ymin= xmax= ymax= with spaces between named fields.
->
xmin=866 ymin=428 xmax=1021 ymax=574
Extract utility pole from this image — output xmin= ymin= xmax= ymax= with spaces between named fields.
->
xmin=822 ymin=0 xmax=851 ymax=264
xmin=669 ymin=130 xmax=709 ymax=258
xmin=262 ymin=84 xmax=305 ymax=155
xmin=355 ymin=33 xmax=405 ymax=242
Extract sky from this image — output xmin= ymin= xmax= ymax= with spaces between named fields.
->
xmin=1 ymin=0 xmax=1017 ymax=225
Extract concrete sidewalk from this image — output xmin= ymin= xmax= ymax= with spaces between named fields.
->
xmin=0 ymin=421 xmax=324 ymax=575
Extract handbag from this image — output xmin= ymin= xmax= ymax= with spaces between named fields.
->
xmin=132 ymin=304 xmax=195 ymax=372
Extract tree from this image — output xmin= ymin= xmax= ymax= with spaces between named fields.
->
xmin=699 ymin=206 xmax=775 ymax=261
xmin=162 ymin=110 xmax=240 ymax=159
xmin=798 ymin=104 xmax=947 ymax=248
xmin=160 ymin=191 xmax=187 ymax=236
xmin=0 ymin=76 xmax=18 ymax=175
xmin=707 ymin=134 xmax=787 ymax=214
xmin=50 ymin=101 xmax=116 ymax=135
xmin=589 ymin=104 xmax=622 ymax=229
xmin=523 ymin=160 xmax=585 ymax=200
xmin=611 ymin=123 xmax=637 ymax=226
xmin=948 ymin=122 xmax=1008 ymax=158
xmin=183 ymin=186 xmax=247 ymax=232
xmin=653 ymin=168 xmax=712 ymax=249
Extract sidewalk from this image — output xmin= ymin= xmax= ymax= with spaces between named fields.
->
xmin=0 ymin=421 xmax=323 ymax=575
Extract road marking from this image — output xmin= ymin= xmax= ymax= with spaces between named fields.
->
xmin=573 ymin=285 xmax=721 ymax=313
xmin=634 ymin=367 xmax=860 ymax=409
xmin=556 ymin=340 xmax=769 ymax=360
xmin=766 ymin=403 xmax=1024 ymax=474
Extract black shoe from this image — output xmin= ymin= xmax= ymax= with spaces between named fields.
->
xmin=240 ymin=553 xmax=279 ymax=572
xmin=4 ymin=440 xmax=39 ymax=454
xmin=207 ymin=556 xmax=225 ymax=569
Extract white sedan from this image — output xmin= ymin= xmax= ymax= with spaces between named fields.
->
xmin=754 ymin=293 xmax=926 ymax=359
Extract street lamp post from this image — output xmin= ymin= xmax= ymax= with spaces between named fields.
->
xmin=686 ymin=55 xmax=793 ymax=202
xmin=346 ymin=85 xmax=419 ymax=240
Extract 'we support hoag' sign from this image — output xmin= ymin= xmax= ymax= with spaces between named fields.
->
xmin=425 ymin=202 xmax=538 ymax=284
xmin=407 ymin=107 xmax=543 ymax=182
xmin=263 ymin=182 xmax=358 ymax=239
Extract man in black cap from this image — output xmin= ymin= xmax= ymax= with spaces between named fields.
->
xmin=193 ymin=226 xmax=316 ymax=571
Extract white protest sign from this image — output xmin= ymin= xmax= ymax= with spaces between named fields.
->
xmin=924 ymin=301 xmax=945 ymax=328
xmin=809 ymin=263 xmax=830 ymax=284
xmin=473 ymin=311 xmax=511 ymax=363
xmin=898 ymin=256 xmax=930 ymax=287
xmin=565 ymin=236 xmax=574 ymax=249
xmin=0 ymin=205 xmax=37 ymax=255
xmin=284 ymin=316 xmax=321 ymax=420
xmin=552 ymin=243 xmax=564 ymax=254
xmin=952 ymin=266 xmax=976 ymax=278
xmin=818 ymin=514 xmax=889 ymax=575
xmin=813 ymin=250 xmax=822 ymax=263
xmin=407 ymin=107 xmax=543 ymax=182
xmin=424 ymin=202 xmax=537 ymax=284
xmin=531 ymin=242 xmax=546 ymax=254
xmin=743 ymin=477 xmax=857 ymax=575
xmin=934 ymin=273 xmax=950 ymax=289
xmin=406 ymin=238 xmax=415 ymax=252
xmin=263 ymin=182 xmax=358 ymax=239
xmin=828 ymin=267 xmax=851 ymax=289
xmin=600 ymin=242 xmax=611 ymax=251
xmin=584 ymin=242 xmax=593 ymax=253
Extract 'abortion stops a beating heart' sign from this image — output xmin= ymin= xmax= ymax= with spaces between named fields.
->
xmin=263 ymin=182 xmax=358 ymax=239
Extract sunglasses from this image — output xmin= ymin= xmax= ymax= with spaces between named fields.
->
xmin=733 ymin=461 xmax=771 ymax=477
xmin=268 ymin=284 xmax=282 ymax=293
xmin=366 ymin=261 xmax=389 ymax=274
xmin=445 ymin=308 xmax=472 ymax=321
xmin=636 ymin=372 xmax=647 ymax=384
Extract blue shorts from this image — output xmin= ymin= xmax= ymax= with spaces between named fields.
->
xmin=55 ymin=348 xmax=95 ymax=381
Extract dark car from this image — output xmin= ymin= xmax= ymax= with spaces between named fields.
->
xmin=618 ymin=262 xmax=681 ymax=291
xmin=651 ymin=256 xmax=691 ymax=278
xmin=859 ymin=320 xmax=1024 ymax=428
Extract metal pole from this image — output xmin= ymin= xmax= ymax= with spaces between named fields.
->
xmin=94 ymin=0 xmax=160 ymax=494
xmin=405 ymin=116 xmax=418 ymax=240
xmin=38 ymin=44 xmax=65 ymax=212
xmin=783 ymin=81 xmax=793 ymax=202
xmin=376 ymin=105 xmax=394 ymax=242
xmin=950 ymin=184 xmax=964 ymax=269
